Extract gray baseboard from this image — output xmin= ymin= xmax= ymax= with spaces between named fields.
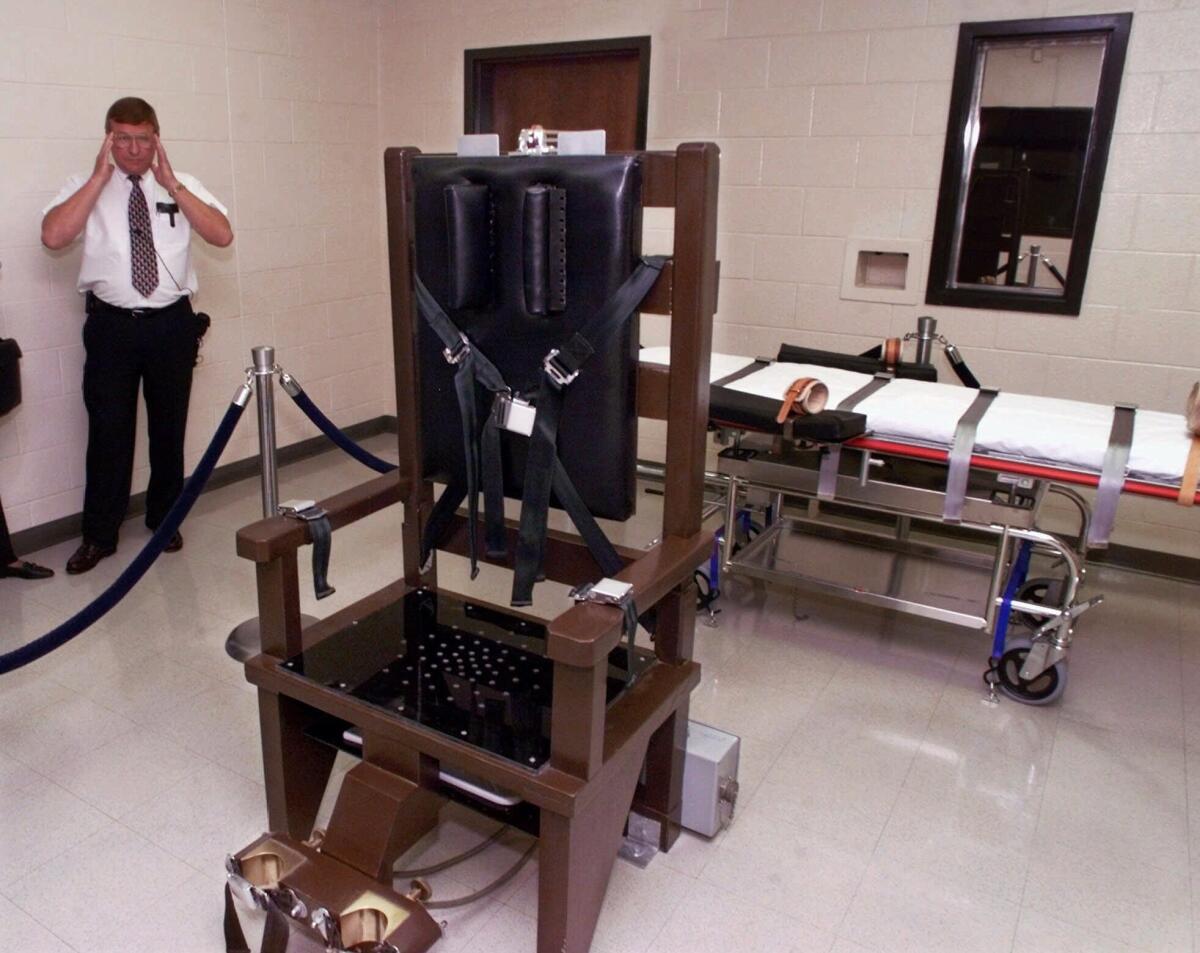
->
xmin=12 ymin=415 xmax=399 ymax=557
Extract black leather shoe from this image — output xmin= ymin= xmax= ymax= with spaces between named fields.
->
xmin=164 ymin=532 xmax=183 ymax=553
xmin=1 ymin=560 xmax=55 ymax=580
xmin=65 ymin=542 xmax=117 ymax=575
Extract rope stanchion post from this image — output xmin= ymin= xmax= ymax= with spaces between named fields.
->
xmin=253 ymin=345 xmax=280 ymax=517
xmin=226 ymin=345 xmax=306 ymax=663
xmin=914 ymin=315 xmax=936 ymax=366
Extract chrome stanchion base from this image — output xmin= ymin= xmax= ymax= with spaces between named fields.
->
xmin=225 ymin=616 xmax=319 ymax=662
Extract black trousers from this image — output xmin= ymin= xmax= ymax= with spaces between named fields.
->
xmin=0 ymin=495 xmax=16 ymax=564
xmin=81 ymin=295 xmax=202 ymax=547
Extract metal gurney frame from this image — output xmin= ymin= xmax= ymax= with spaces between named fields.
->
xmin=713 ymin=431 xmax=1098 ymax=705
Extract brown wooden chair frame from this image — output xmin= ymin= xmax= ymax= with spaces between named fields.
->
xmin=235 ymin=142 xmax=718 ymax=953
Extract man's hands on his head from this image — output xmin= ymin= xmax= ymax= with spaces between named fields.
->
xmin=91 ymin=132 xmax=114 ymax=185
xmin=43 ymin=132 xmax=114 ymax=248
xmin=151 ymin=134 xmax=234 ymax=247
xmin=151 ymin=136 xmax=180 ymax=194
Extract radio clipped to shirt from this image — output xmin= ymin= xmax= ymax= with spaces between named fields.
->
xmin=155 ymin=201 xmax=180 ymax=226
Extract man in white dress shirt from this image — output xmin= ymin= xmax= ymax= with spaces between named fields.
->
xmin=42 ymin=97 xmax=233 ymax=574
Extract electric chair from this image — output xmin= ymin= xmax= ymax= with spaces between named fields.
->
xmin=227 ymin=141 xmax=719 ymax=953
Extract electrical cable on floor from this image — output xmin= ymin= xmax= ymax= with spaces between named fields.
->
xmin=393 ymin=824 xmax=511 ymax=878
xmin=421 ymin=840 xmax=538 ymax=910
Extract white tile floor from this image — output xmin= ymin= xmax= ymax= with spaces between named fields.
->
xmin=1 ymin=434 xmax=1198 ymax=953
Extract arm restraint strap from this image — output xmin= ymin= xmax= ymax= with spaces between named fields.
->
xmin=308 ymin=515 xmax=335 ymax=599
xmin=817 ymin=373 xmax=894 ymax=500
xmin=943 ymin=388 xmax=999 ymax=523
xmin=1087 ymin=403 xmax=1137 ymax=548
xmin=511 ymin=256 xmax=667 ymax=606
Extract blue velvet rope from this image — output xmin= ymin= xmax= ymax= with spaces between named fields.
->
xmin=0 ymin=399 xmax=247 ymax=676
xmin=287 ymin=387 xmax=397 ymax=475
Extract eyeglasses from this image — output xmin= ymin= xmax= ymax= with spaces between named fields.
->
xmin=112 ymin=133 xmax=153 ymax=149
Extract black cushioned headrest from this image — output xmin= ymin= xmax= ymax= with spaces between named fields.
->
xmin=411 ymin=155 xmax=644 ymax=521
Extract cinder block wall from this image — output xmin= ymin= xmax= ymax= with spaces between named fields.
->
xmin=1 ymin=0 xmax=1197 ymax=556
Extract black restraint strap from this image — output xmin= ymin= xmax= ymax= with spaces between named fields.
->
xmin=415 ymin=277 xmax=511 ymax=578
xmin=414 ymin=258 xmax=664 ymax=605
xmin=420 ymin=480 xmax=467 ymax=572
xmin=224 ymin=884 xmax=250 ymax=953
xmin=511 ymin=256 xmax=666 ymax=606
xmin=511 ymin=375 xmax=566 ymax=603
xmin=481 ymin=415 xmax=508 ymax=557
xmin=308 ymin=516 xmax=335 ymax=599
xmin=224 ymin=885 xmax=292 ymax=953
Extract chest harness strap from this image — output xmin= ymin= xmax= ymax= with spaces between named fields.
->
xmin=413 ymin=255 xmax=667 ymax=612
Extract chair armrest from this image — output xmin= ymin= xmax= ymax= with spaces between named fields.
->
xmin=546 ymin=529 xmax=710 ymax=667
xmin=236 ymin=471 xmax=405 ymax=563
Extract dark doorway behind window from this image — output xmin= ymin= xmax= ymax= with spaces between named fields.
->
xmin=464 ymin=37 xmax=650 ymax=153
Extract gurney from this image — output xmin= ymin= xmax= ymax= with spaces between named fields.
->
xmin=637 ymin=344 xmax=1200 ymax=705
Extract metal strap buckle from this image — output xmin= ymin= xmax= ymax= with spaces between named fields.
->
xmin=570 ymin=577 xmax=633 ymax=609
xmin=492 ymin=392 xmax=536 ymax=437
xmin=543 ymin=348 xmax=579 ymax=386
xmin=443 ymin=332 xmax=471 ymax=365
xmin=279 ymin=499 xmax=326 ymax=522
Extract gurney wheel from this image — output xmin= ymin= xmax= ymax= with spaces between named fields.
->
xmin=994 ymin=638 xmax=1067 ymax=706
xmin=1014 ymin=577 xmax=1063 ymax=631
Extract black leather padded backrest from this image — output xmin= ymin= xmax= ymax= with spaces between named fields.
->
xmin=412 ymin=155 xmax=643 ymax=522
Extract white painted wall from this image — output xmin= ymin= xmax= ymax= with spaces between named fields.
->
xmin=1 ymin=0 xmax=1197 ymax=555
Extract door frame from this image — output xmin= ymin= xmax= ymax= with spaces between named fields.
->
xmin=464 ymin=36 xmax=651 ymax=150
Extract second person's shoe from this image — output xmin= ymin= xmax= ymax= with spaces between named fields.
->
xmin=65 ymin=542 xmax=117 ymax=575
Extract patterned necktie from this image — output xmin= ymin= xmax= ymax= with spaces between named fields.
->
xmin=128 ymin=174 xmax=159 ymax=297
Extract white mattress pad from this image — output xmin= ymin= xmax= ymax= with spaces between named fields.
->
xmin=640 ymin=347 xmax=1194 ymax=486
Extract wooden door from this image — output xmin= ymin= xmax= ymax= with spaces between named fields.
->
xmin=465 ymin=37 xmax=649 ymax=152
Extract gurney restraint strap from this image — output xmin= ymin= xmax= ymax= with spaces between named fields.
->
xmin=712 ymin=358 xmax=770 ymax=388
xmin=817 ymin=372 xmax=893 ymax=500
xmin=943 ymin=388 xmax=999 ymax=523
xmin=1088 ymin=403 xmax=1137 ymax=547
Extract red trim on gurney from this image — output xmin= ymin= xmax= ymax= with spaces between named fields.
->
xmin=850 ymin=436 xmax=1183 ymax=502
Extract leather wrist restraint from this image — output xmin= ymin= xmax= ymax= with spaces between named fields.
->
xmin=1181 ymin=382 xmax=1200 ymax=507
xmin=280 ymin=500 xmax=335 ymax=599
xmin=775 ymin=376 xmax=829 ymax=423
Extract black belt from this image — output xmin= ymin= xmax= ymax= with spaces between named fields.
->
xmin=85 ymin=291 xmax=190 ymax=318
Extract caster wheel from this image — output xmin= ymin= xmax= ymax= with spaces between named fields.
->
xmin=994 ymin=638 xmax=1067 ymax=705
xmin=694 ymin=569 xmax=719 ymax=613
xmin=1014 ymin=577 xmax=1063 ymax=631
